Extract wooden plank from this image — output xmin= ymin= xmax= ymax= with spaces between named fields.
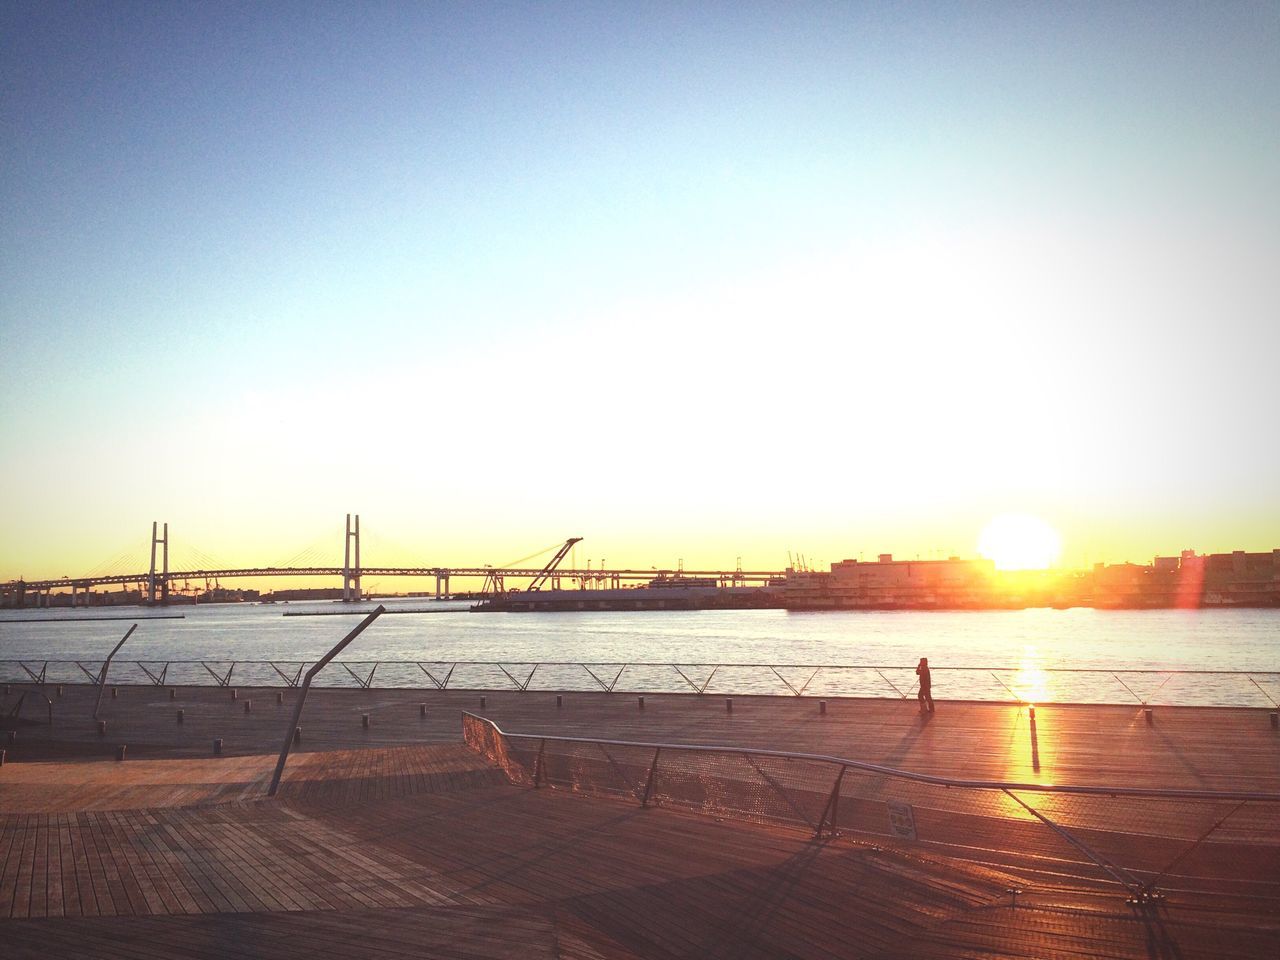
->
xmin=2 ymin=693 xmax=1278 ymax=959
xmin=4 ymin=813 xmax=34 ymax=918
xmin=5 ymin=687 xmax=1279 ymax=793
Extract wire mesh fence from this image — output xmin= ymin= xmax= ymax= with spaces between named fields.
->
xmin=462 ymin=712 xmax=1280 ymax=899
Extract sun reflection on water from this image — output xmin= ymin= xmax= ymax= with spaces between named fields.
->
xmin=1012 ymin=646 xmax=1051 ymax=704
xmin=992 ymin=646 xmax=1059 ymax=798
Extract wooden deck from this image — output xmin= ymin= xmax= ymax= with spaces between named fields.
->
xmin=4 ymin=684 xmax=1278 ymax=791
xmin=2 ymin=686 xmax=1278 ymax=958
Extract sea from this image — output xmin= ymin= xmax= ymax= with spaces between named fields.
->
xmin=2 ymin=600 xmax=1277 ymax=707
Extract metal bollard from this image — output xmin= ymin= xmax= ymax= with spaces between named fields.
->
xmin=177 ymin=709 xmax=184 ymax=725
xmin=97 ymin=720 xmax=106 ymax=736
xmin=57 ymin=685 xmax=63 ymax=697
xmin=819 ymin=700 xmax=826 ymax=715
xmin=1144 ymin=708 xmax=1153 ymax=725
xmin=1029 ymin=705 xmax=1036 ymax=720
xmin=293 ymin=726 xmax=301 ymax=744
xmin=725 ymin=698 xmax=733 ymax=713
xmin=638 ymin=696 xmax=645 ymax=710
xmin=111 ymin=687 xmax=118 ymax=699
xmin=362 ymin=713 xmax=370 ymax=728
xmin=420 ymin=703 xmax=427 ymax=718
xmin=276 ymin=691 xmax=284 ymax=705
xmin=556 ymin=695 xmax=563 ymax=709
xmin=213 ymin=738 xmax=223 ymax=755
xmin=480 ymin=696 xmax=487 ymax=709
xmin=0 ymin=749 xmax=5 ymax=766
xmin=1270 ymin=713 xmax=1278 ymax=729
xmin=169 ymin=689 xmax=176 ymax=700
xmin=116 ymin=745 xmax=127 ymax=761
xmin=244 ymin=700 xmax=251 ymax=713
xmin=231 ymin=689 xmax=238 ymax=700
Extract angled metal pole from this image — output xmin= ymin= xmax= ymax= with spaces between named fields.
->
xmin=268 ymin=605 xmax=385 ymax=797
xmin=93 ymin=623 xmax=137 ymax=720
xmin=641 ymin=747 xmax=662 ymax=807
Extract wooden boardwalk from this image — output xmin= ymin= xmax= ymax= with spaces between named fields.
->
xmin=4 ymin=684 xmax=1278 ymax=791
xmin=2 ymin=686 xmax=1278 ymax=958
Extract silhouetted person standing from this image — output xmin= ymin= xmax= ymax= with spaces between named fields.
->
xmin=916 ymin=657 xmax=934 ymax=713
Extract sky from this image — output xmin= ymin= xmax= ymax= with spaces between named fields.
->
xmin=2 ymin=1 xmax=1278 ymax=584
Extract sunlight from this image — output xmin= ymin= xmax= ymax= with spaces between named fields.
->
xmin=1012 ymin=647 xmax=1052 ymax=704
xmin=977 ymin=513 xmax=1062 ymax=571
xmin=995 ymin=648 xmax=1057 ymax=794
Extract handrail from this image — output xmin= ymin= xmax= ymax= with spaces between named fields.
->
xmin=462 ymin=711 xmax=1280 ymax=901
xmin=3 ymin=658 xmax=1277 ymax=675
xmin=461 ymin=712 xmax=1280 ymax=803
xmin=2 ymin=658 xmax=1277 ymax=707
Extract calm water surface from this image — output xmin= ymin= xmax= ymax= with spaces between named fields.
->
xmin=2 ymin=600 xmax=1277 ymax=705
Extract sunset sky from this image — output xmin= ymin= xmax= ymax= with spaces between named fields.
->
xmin=2 ymin=2 xmax=1277 ymax=584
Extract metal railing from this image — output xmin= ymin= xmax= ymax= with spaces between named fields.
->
xmin=461 ymin=712 xmax=1280 ymax=902
xmin=2 ymin=659 xmax=1278 ymax=707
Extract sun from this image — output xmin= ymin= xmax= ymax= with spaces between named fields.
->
xmin=977 ymin=513 xmax=1062 ymax=571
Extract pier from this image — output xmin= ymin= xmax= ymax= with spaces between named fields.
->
xmin=2 ymin=684 xmax=1277 ymax=958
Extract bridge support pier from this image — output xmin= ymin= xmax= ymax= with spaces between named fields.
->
xmin=435 ymin=572 xmax=450 ymax=600
xmin=148 ymin=522 xmax=170 ymax=604
xmin=342 ymin=514 xmax=362 ymax=602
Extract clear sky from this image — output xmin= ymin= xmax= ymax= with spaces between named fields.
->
xmin=2 ymin=1 xmax=1277 ymax=582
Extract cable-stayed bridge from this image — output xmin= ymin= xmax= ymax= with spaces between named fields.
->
xmin=2 ymin=517 xmax=784 ymax=606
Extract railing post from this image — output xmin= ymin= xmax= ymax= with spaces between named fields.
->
xmin=641 ymin=747 xmax=662 ymax=807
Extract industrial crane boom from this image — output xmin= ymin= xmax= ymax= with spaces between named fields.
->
xmin=527 ymin=537 xmax=583 ymax=591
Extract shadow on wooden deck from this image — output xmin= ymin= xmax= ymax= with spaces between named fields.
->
xmin=2 ymin=742 xmax=1277 ymax=958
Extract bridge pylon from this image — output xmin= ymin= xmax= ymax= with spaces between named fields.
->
xmin=342 ymin=514 xmax=361 ymax=601
xmin=147 ymin=521 xmax=169 ymax=604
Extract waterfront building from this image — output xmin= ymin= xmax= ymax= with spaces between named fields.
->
xmin=784 ymin=554 xmax=1000 ymax=609
xmin=786 ymin=549 xmax=1280 ymax=610
xmin=1094 ymin=549 xmax=1280 ymax=607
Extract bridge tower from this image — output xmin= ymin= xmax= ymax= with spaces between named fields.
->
xmin=342 ymin=514 xmax=361 ymax=601
xmin=147 ymin=521 xmax=169 ymax=604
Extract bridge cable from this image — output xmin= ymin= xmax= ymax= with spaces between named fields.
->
xmin=496 ymin=541 xmax=564 ymax=570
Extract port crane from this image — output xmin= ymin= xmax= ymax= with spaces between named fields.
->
xmin=481 ymin=537 xmax=583 ymax=595
xmin=527 ymin=537 xmax=582 ymax=591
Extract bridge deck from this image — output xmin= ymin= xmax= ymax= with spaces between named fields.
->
xmin=2 ymin=690 xmax=1278 ymax=958
xmin=5 ymin=563 xmax=780 ymax=591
